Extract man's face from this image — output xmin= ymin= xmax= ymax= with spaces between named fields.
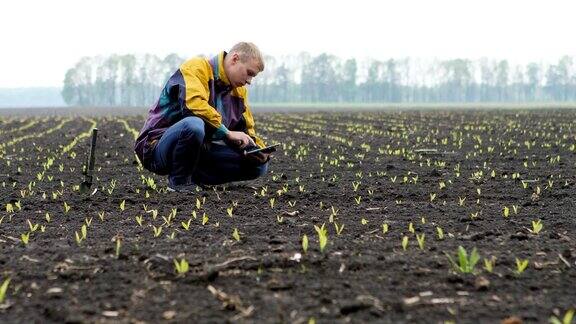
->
xmin=227 ymin=53 xmax=260 ymax=88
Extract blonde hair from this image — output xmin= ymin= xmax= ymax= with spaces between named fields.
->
xmin=230 ymin=42 xmax=265 ymax=72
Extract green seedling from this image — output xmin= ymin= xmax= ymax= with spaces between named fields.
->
xmin=202 ymin=213 xmax=208 ymax=225
xmin=314 ymin=223 xmax=328 ymax=252
xmin=302 ymin=234 xmax=309 ymax=253
xmin=270 ymin=197 xmax=275 ymax=208
xmin=226 ymin=207 xmax=233 ymax=217
xmin=6 ymin=203 xmax=14 ymax=213
xmin=382 ymin=223 xmax=389 ymax=234
xmin=135 ymin=215 xmax=143 ymax=226
xmin=408 ymin=222 xmax=415 ymax=234
xmin=276 ymin=215 xmax=284 ymax=223
xmin=445 ymin=246 xmax=480 ymax=274
xmin=115 ymin=238 xmax=121 ymax=258
xmin=27 ymin=219 xmax=39 ymax=232
xmin=503 ymin=206 xmax=510 ymax=218
xmin=174 ymin=258 xmax=189 ymax=275
xmin=288 ymin=201 xmax=296 ymax=207
xmin=119 ymin=200 xmax=126 ymax=211
xmin=354 ymin=196 xmax=361 ymax=205
xmin=401 ymin=236 xmax=409 ymax=250
xmin=528 ymin=220 xmax=543 ymax=234
xmin=515 ymin=258 xmax=529 ymax=275
xmin=436 ymin=226 xmax=444 ymax=240
xmin=416 ymin=233 xmax=425 ymax=250
xmin=361 ymin=218 xmax=368 ymax=225
xmin=21 ymin=232 xmax=30 ymax=245
xmin=430 ymin=193 xmax=436 ymax=202
xmin=75 ymin=231 xmax=82 ymax=245
xmin=153 ymin=226 xmax=162 ymax=237
xmin=98 ymin=211 xmax=105 ymax=221
xmin=85 ymin=217 xmax=92 ymax=227
xmin=549 ymin=309 xmax=574 ymax=324
xmin=483 ymin=256 xmax=496 ymax=273
xmin=0 ymin=278 xmax=10 ymax=303
xmin=232 ymin=228 xmax=240 ymax=242
xmin=334 ymin=222 xmax=344 ymax=235
xmin=45 ymin=212 xmax=51 ymax=222
xmin=63 ymin=202 xmax=71 ymax=214
xmin=181 ymin=218 xmax=191 ymax=230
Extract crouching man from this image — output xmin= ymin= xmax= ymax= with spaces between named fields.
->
xmin=134 ymin=42 xmax=270 ymax=192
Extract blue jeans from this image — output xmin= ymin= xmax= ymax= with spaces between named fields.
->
xmin=150 ymin=117 xmax=268 ymax=185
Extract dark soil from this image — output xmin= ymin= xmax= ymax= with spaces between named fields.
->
xmin=0 ymin=108 xmax=575 ymax=323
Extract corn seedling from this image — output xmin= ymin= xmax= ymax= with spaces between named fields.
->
xmin=334 ymin=222 xmax=344 ymax=235
xmin=528 ymin=220 xmax=543 ymax=234
xmin=361 ymin=218 xmax=368 ymax=225
xmin=27 ymin=219 xmax=39 ymax=232
xmin=135 ymin=215 xmax=143 ymax=226
xmin=98 ymin=211 xmax=105 ymax=221
xmin=181 ymin=218 xmax=191 ymax=230
xmin=503 ymin=206 xmax=510 ymax=218
xmin=416 ymin=233 xmax=425 ymax=250
xmin=314 ymin=223 xmax=328 ymax=252
xmin=382 ymin=223 xmax=389 ymax=234
xmin=436 ymin=226 xmax=444 ymax=240
xmin=115 ymin=237 xmax=122 ymax=258
xmin=277 ymin=215 xmax=284 ymax=223
xmin=458 ymin=197 xmax=466 ymax=206
xmin=0 ymin=278 xmax=10 ymax=303
xmin=549 ymin=309 xmax=574 ymax=324
xmin=174 ymin=258 xmax=189 ymax=275
xmin=21 ymin=232 xmax=30 ymax=245
xmin=445 ymin=246 xmax=480 ymax=274
xmin=302 ymin=234 xmax=309 ymax=253
xmin=401 ymin=236 xmax=409 ymax=250
xmin=483 ymin=256 xmax=496 ymax=273
xmin=354 ymin=196 xmax=362 ymax=204
xmin=269 ymin=197 xmax=275 ymax=208
xmin=202 ymin=213 xmax=208 ymax=225
xmin=408 ymin=222 xmax=415 ymax=233
xmin=288 ymin=200 xmax=296 ymax=207
xmin=226 ymin=207 xmax=233 ymax=217
xmin=232 ymin=228 xmax=241 ymax=241
xmin=515 ymin=258 xmax=529 ymax=275
xmin=430 ymin=193 xmax=436 ymax=202
xmin=153 ymin=225 xmax=162 ymax=237
xmin=119 ymin=200 xmax=126 ymax=211
xmin=63 ymin=202 xmax=71 ymax=214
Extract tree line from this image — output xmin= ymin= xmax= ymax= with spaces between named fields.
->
xmin=62 ymin=53 xmax=576 ymax=106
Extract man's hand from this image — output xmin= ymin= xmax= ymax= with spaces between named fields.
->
xmin=225 ymin=131 xmax=255 ymax=149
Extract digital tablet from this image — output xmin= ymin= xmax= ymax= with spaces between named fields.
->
xmin=245 ymin=143 xmax=280 ymax=155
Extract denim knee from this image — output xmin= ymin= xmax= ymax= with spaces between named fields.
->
xmin=178 ymin=117 xmax=205 ymax=144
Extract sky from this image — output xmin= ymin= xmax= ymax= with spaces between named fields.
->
xmin=1 ymin=0 xmax=575 ymax=88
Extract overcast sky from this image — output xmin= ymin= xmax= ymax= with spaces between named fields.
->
xmin=1 ymin=0 xmax=575 ymax=87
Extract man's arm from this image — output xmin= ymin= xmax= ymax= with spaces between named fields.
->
xmin=180 ymin=59 xmax=226 ymax=133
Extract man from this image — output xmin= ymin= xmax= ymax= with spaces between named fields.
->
xmin=134 ymin=42 xmax=270 ymax=192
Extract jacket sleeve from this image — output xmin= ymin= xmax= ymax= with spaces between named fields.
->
xmin=239 ymin=88 xmax=266 ymax=148
xmin=179 ymin=59 xmax=224 ymax=130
